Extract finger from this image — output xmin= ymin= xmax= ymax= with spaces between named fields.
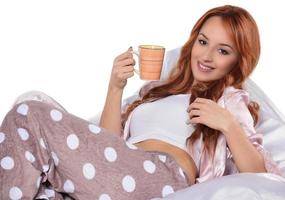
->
xmin=194 ymin=98 xmax=212 ymax=104
xmin=115 ymin=49 xmax=133 ymax=62
xmin=115 ymin=58 xmax=135 ymax=67
xmin=188 ymin=102 xmax=202 ymax=112
xmin=113 ymin=65 xmax=134 ymax=79
xmin=189 ymin=109 xmax=201 ymax=119
xmin=190 ymin=116 xmax=203 ymax=124
xmin=121 ymin=65 xmax=135 ymax=73
xmin=121 ymin=71 xmax=135 ymax=79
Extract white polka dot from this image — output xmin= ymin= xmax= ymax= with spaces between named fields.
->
xmin=36 ymin=176 xmax=41 ymax=188
xmin=179 ymin=167 xmax=185 ymax=179
xmin=50 ymin=109 xmax=63 ymax=121
xmin=0 ymin=132 xmax=5 ymax=144
xmin=1 ymin=156 xmax=15 ymax=170
xmin=162 ymin=185 xmax=174 ymax=197
xmin=45 ymin=189 xmax=55 ymax=197
xmin=17 ymin=103 xmax=29 ymax=116
xmin=83 ymin=163 xmax=96 ymax=180
xmin=104 ymin=147 xmax=117 ymax=162
xmin=143 ymin=160 xmax=156 ymax=174
xmin=88 ymin=124 xmax=101 ymax=134
xmin=40 ymin=138 xmax=47 ymax=149
xmin=25 ymin=151 xmax=35 ymax=163
xmin=122 ymin=175 xmax=136 ymax=193
xmin=17 ymin=128 xmax=29 ymax=141
xmin=158 ymin=155 xmax=166 ymax=163
xmin=63 ymin=179 xmax=75 ymax=193
xmin=66 ymin=134 xmax=79 ymax=150
xmin=99 ymin=193 xmax=111 ymax=200
xmin=51 ymin=152 xmax=59 ymax=166
xmin=37 ymin=194 xmax=48 ymax=199
xmin=42 ymin=164 xmax=49 ymax=172
xmin=126 ymin=142 xmax=138 ymax=150
xmin=9 ymin=186 xmax=23 ymax=200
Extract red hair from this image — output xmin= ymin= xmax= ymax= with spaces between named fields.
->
xmin=122 ymin=5 xmax=260 ymax=156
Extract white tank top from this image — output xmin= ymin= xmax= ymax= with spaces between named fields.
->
xmin=128 ymin=94 xmax=195 ymax=152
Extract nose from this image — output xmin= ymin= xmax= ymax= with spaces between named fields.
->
xmin=201 ymin=48 xmax=213 ymax=63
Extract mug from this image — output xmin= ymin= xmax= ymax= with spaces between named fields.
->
xmin=132 ymin=45 xmax=165 ymax=80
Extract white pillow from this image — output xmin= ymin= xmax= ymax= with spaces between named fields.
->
xmin=12 ymin=90 xmax=67 ymax=112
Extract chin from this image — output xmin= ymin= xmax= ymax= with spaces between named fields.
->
xmin=192 ymin=74 xmax=214 ymax=83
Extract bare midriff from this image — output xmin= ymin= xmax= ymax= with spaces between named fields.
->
xmin=134 ymin=139 xmax=198 ymax=185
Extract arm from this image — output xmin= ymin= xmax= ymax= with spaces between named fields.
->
xmin=99 ymin=87 xmax=124 ymax=136
xmin=222 ymin=117 xmax=266 ymax=172
xmin=99 ymin=47 xmax=135 ymax=136
xmin=188 ymin=97 xmax=266 ymax=173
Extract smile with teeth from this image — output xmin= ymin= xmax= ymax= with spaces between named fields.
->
xmin=198 ymin=62 xmax=214 ymax=72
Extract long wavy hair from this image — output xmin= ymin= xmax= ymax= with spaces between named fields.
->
xmin=122 ymin=5 xmax=260 ymax=156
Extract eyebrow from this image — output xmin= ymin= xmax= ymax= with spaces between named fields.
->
xmin=199 ymin=33 xmax=234 ymax=50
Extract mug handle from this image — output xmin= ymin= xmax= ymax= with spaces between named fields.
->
xmin=131 ymin=50 xmax=140 ymax=76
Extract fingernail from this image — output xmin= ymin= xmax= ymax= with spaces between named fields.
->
xmin=186 ymin=108 xmax=190 ymax=112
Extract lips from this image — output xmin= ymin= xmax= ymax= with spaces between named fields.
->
xmin=197 ymin=62 xmax=214 ymax=72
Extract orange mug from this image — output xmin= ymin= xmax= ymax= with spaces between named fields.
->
xmin=132 ymin=45 xmax=165 ymax=80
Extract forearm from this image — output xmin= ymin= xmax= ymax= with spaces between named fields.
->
xmin=223 ymin=121 xmax=266 ymax=173
xmin=99 ymin=86 xmax=123 ymax=136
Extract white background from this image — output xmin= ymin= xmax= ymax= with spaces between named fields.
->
xmin=1 ymin=0 xmax=284 ymax=123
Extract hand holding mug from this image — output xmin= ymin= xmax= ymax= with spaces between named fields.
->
xmin=109 ymin=47 xmax=135 ymax=91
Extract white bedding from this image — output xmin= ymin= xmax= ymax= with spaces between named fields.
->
xmin=153 ymin=173 xmax=285 ymax=200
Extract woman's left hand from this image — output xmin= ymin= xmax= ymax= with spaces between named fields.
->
xmin=186 ymin=98 xmax=237 ymax=134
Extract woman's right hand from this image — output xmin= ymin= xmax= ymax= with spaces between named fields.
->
xmin=108 ymin=47 xmax=136 ymax=91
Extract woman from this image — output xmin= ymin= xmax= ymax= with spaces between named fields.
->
xmin=0 ymin=5 xmax=282 ymax=200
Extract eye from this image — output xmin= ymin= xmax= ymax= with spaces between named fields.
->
xmin=198 ymin=39 xmax=207 ymax=46
xmin=218 ymin=48 xmax=229 ymax=55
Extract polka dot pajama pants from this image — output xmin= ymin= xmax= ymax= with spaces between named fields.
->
xmin=0 ymin=100 xmax=188 ymax=200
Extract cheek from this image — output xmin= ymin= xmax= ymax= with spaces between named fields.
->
xmin=216 ymin=58 xmax=236 ymax=73
xmin=190 ymin=45 xmax=200 ymax=63
xmin=191 ymin=43 xmax=201 ymax=58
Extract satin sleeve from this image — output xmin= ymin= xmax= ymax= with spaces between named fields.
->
xmin=224 ymin=88 xmax=283 ymax=176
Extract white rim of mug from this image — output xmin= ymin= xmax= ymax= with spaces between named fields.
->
xmin=139 ymin=45 xmax=165 ymax=50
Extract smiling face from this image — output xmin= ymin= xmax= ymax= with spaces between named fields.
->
xmin=191 ymin=16 xmax=239 ymax=84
